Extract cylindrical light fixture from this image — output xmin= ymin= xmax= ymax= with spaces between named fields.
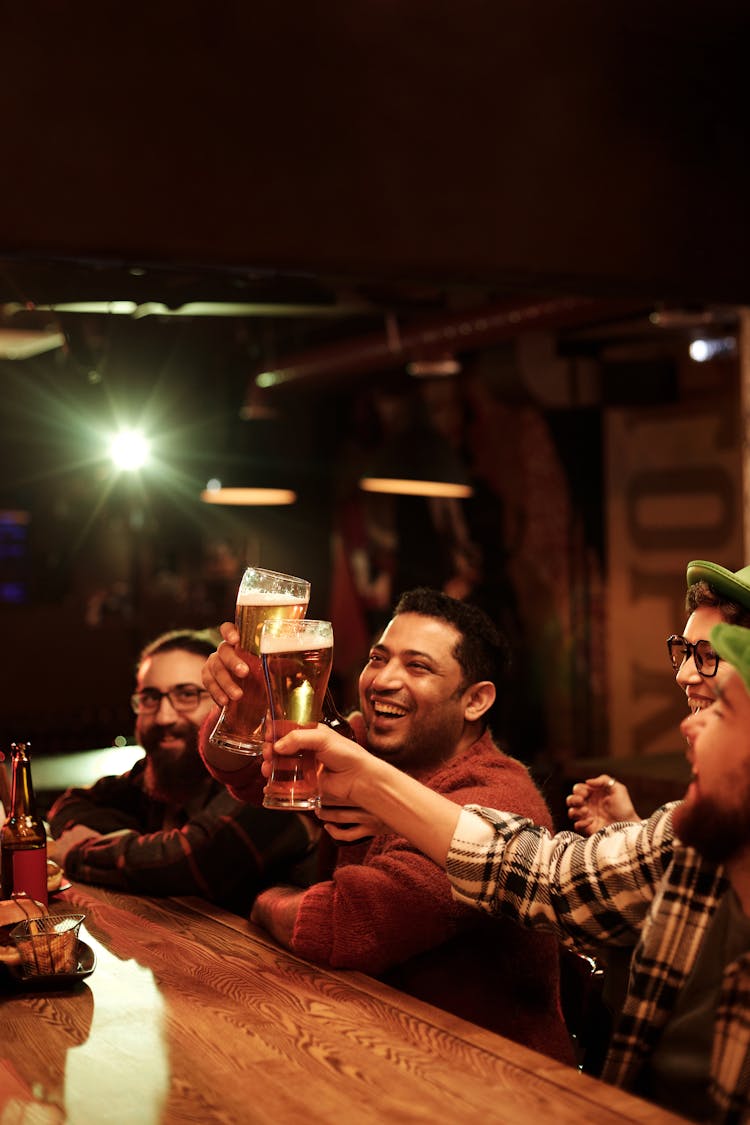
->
xmin=201 ymin=482 xmax=296 ymax=506
xmin=359 ymin=426 xmax=473 ymax=500
xmin=201 ymin=417 xmax=297 ymax=506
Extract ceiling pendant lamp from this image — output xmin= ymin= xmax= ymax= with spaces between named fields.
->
xmin=200 ymin=483 xmax=296 ymax=506
xmin=200 ymin=414 xmax=297 ymax=507
xmin=359 ymin=425 xmax=473 ymax=500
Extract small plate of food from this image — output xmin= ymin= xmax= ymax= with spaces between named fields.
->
xmin=46 ymin=859 xmax=72 ymax=897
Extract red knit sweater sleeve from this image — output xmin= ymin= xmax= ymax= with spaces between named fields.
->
xmin=197 ymin=709 xmax=369 ymax=805
xmin=197 ymin=708 xmax=266 ymax=804
xmin=291 ymin=736 xmax=551 ymax=973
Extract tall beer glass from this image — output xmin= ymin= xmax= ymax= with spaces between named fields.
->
xmin=261 ymin=619 xmax=333 ymax=810
xmin=209 ymin=567 xmax=310 ymax=756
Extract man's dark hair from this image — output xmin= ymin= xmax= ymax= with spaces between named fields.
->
xmin=136 ymin=627 xmax=221 ymax=672
xmin=686 ymin=582 xmax=750 ymax=628
xmin=393 ymin=588 xmax=511 ymax=690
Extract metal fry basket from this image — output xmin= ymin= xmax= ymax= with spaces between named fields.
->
xmin=11 ymin=913 xmax=85 ymax=976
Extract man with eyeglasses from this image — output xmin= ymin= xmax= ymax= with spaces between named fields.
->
xmin=46 ymin=628 xmax=315 ymax=914
xmin=567 ymin=558 xmax=750 ymax=835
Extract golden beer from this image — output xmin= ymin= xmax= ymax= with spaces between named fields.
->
xmin=262 ymin=620 xmax=333 ymax=810
xmin=209 ymin=568 xmax=310 ymax=756
xmin=235 ymin=594 xmax=307 ymax=657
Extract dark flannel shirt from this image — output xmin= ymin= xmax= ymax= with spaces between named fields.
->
xmin=47 ymin=758 xmax=314 ymax=915
xmin=446 ymin=803 xmax=750 ymax=1125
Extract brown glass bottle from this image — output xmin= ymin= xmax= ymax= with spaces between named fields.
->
xmin=322 ymin=688 xmax=357 ymax=742
xmin=320 ymin=689 xmax=374 ymax=846
xmin=1 ymin=743 xmax=48 ymax=905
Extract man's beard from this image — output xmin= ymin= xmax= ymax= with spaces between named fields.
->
xmin=673 ymin=792 xmax=750 ymax=865
xmin=137 ymin=720 xmax=209 ymax=805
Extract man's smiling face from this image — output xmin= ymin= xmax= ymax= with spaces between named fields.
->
xmin=135 ymin=649 xmax=213 ymax=803
xmin=676 ymin=606 xmax=726 ymax=714
xmin=357 ymin=612 xmax=475 ymax=773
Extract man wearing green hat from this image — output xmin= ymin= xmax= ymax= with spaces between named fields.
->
xmin=567 ymin=558 xmax=750 ymax=835
xmin=264 ymin=618 xmax=750 ymax=1121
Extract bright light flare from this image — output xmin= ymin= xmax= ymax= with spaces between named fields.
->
xmin=108 ymin=428 xmax=151 ymax=471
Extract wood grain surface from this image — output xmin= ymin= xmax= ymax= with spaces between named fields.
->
xmin=0 ymin=883 xmax=687 ymax=1124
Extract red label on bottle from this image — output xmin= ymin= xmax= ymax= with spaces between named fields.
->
xmin=11 ymin=849 xmax=48 ymax=906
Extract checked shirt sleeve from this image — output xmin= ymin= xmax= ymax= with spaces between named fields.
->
xmin=446 ymin=803 xmax=679 ymax=950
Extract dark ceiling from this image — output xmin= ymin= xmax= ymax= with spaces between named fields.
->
xmin=0 ymin=2 xmax=748 ymax=400
xmin=2 ymin=3 xmax=749 ymax=291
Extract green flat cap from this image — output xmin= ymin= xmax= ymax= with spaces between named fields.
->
xmin=711 ymin=623 xmax=750 ymax=696
xmin=686 ymin=560 xmax=750 ymax=612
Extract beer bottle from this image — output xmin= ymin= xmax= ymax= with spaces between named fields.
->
xmin=1 ymin=743 xmax=48 ymax=905
xmin=0 ymin=751 xmax=9 ymax=824
xmin=320 ymin=688 xmax=373 ymax=848
xmin=322 ymin=688 xmax=357 ymax=742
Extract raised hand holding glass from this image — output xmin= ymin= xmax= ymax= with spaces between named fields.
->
xmin=209 ymin=567 xmax=310 ymax=756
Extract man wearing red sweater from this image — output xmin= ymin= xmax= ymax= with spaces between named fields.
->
xmin=200 ymin=587 xmax=573 ymax=1064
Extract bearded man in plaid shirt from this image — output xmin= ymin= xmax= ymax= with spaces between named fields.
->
xmin=268 ymin=617 xmax=750 ymax=1123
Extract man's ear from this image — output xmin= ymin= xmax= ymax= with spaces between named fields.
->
xmin=463 ymin=681 xmax=496 ymax=721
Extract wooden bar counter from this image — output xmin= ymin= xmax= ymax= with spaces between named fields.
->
xmin=1 ymin=882 xmax=686 ymax=1124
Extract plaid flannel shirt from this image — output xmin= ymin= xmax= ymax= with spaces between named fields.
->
xmin=48 ymin=758 xmax=314 ymax=915
xmin=447 ymin=803 xmax=750 ymax=1124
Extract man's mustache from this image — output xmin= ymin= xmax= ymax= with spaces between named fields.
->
xmin=139 ymin=724 xmax=197 ymax=752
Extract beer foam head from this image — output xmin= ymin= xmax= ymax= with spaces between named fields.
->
xmin=237 ymin=591 xmax=308 ymax=607
xmin=261 ymin=624 xmax=333 ymax=653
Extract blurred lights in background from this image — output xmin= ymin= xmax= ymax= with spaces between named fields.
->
xmin=0 ymin=509 xmax=30 ymax=605
xmin=688 ymin=336 xmax=737 ymax=363
xmin=359 ymin=477 xmax=473 ymax=499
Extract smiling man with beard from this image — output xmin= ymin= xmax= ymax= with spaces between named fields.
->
xmin=199 ymin=588 xmax=575 ymax=1065
xmin=47 ymin=629 xmax=316 ymax=914
xmin=670 ymin=627 xmax=750 ymax=866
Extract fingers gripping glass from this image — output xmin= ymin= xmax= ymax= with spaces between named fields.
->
xmin=131 ymin=685 xmax=209 ymax=714
xmin=666 ymin=635 xmax=720 ymax=677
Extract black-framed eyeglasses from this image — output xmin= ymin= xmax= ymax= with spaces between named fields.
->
xmin=130 ymin=684 xmax=210 ymax=714
xmin=666 ymin=635 xmax=720 ymax=677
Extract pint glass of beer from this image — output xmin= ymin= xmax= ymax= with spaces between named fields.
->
xmin=261 ymin=619 xmax=333 ymax=810
xmin=209 ymin=567 xmax=310 ymax=756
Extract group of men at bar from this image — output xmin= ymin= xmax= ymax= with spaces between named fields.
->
xmin=44 ymin=556 xmax=750 ymax=1122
